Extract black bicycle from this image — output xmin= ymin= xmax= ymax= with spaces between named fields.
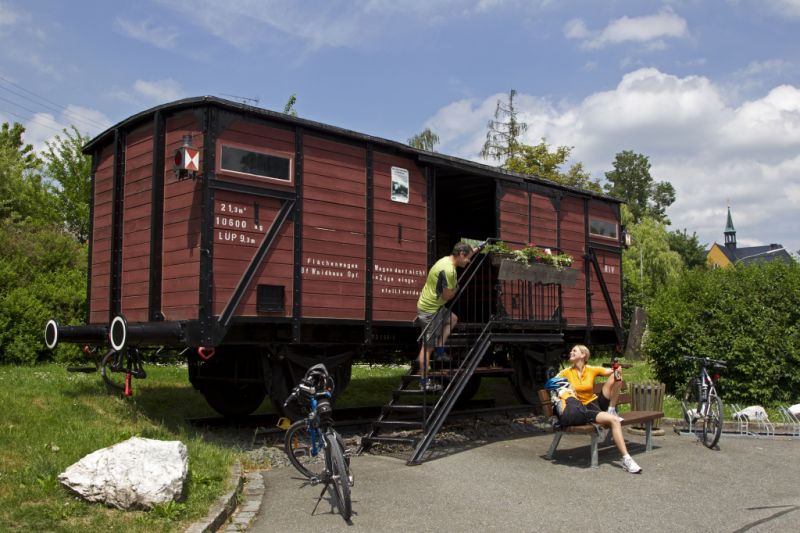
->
xmin=283 ymin=364 xmax=353 ymax=521
xmin=680 ymin=355 xmax=727 ymax=449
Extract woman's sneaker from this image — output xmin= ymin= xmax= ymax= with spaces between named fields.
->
xmin=622 ymin=455 xmax=642 ymax=474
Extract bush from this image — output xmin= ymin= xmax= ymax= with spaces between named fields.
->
xmin=645 ymin=260 xmax=800 ymax=405
xmin=0 ymin=220 xmax=86 ymax=364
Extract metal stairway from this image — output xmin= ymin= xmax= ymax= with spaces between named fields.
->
xmin=358 ymin=322 xmax=494 ymax=464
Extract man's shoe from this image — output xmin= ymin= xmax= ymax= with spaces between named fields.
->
xmin=622 ymin=455 xmax=642 ymax=474
xmin=433 ymin=352 xmax=451 ymax=363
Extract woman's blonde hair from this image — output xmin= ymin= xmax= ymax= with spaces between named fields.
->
xmin=572 ymin=344 xmax=590 ymax=360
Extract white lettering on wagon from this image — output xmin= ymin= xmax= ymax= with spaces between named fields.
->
xmin=372 ymin=263 xmax=425 ymax=298
xmin=301 ymin=256 xmax=361 ymax=280
xmin=214 ymin=200 xmax=265 ymax=246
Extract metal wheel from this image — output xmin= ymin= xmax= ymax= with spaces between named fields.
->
xmin=196 ymin=346 xmax=266 ymax=418
xmin=702 ymin=386 xmax=724 ymax=449
xmin=284 ymin=420 xmax=326 ymax=480
xmin=325 ymin=431 xmax=352 ymax=521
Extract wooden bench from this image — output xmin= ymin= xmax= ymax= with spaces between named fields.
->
xmin=537 ymin=382 xmax=664 ymax=468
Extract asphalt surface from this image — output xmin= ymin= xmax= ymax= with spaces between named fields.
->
xmin=246 ymin=426 xmax=800 ymax=533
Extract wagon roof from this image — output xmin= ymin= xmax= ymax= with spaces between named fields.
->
xmin=84 ymin=95 xmax=621 ymax=203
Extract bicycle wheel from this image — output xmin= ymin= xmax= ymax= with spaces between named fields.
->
xmin=325 ymin=431 xmax=352 ymax=520
xmin=100 ymin=349 xmax=126 ymax=391
xmin=680 ymin=378 xmax=700 ymax=427
xmin=702 ymin=386 xmax=723 ymax=449
xmin=284 ymin=420 xmax=326 ymax=479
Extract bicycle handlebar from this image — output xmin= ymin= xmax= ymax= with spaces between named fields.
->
xmin=283 ymin=364 xmax=335 ymax=408
xmin=682 ymin=355 xmax=728 ymax=369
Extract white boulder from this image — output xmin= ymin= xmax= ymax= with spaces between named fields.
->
xmin=58 ymin=437 xmax=188 ymax=510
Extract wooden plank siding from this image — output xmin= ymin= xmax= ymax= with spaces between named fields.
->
xmin=531 ymin=192 xmax=558 ymax=248
xmin=300 ymin=135 xmax=366 ymax=319
xmin=371 ymin=152 xmax=428 ymax=322
xmin=89 ymin=145 xmax=115 ymax=323
xmin=119 ymin=124 xmax=153 ymax=322
xmin=559 ymin=196 xmax=588 ymax=326
xmin=587 ymin=201 xmax=622 ymax=326
xmin=160 ymin=112 xmax=203 ymax=321
xmin=210 ymin=191 xmax=294 ymax=316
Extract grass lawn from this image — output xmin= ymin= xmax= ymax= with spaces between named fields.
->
xmin=0 ymin=364 xmax=234 ymax=532
xmin=0 ymin=357 xmax=681 ymax=531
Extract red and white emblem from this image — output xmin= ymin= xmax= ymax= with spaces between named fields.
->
xmin=174 ymin=147 xmax=200 ymax=171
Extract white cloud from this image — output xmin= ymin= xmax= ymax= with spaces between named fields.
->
xmin=153 ymin=0 xmax=547 ymax=51
xmin=425 ymin=68 xmax=800 ymax=254
xmin=766 ymin=0 xmax=800 ymax=17
xmin=115 ymin=17 xmax=178 ymax=50
xmin=567 ymin=8 xmax=689 ymax=50
xmin=133 ymin=79 xmax=184 ymax=102
xmin=21 ymin=106 xmax=112 ymax=153
xmin=0 ymin=2 xmax=20 ymax=26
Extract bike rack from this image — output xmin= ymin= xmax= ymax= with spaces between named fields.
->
xmin=777 ymin=406 xmax=800 ymax=438
xmin=729 ymin=403 xmax=774 ymax=438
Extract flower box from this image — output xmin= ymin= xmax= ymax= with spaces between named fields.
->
xmin=495 ymin=258 xmax=578 ymax=286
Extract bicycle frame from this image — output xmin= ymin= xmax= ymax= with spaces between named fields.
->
xmin=681 ymin=355 xmax=726 ymax=449
xmin=283 ymin=364 xmax=353 ymax=521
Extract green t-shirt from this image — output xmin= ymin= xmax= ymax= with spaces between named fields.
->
xmin=417 ymin=256 xmax=457 ymax=313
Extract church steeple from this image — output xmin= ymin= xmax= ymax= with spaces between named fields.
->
xmin=724 ymin=205 xmax=736 ymax=249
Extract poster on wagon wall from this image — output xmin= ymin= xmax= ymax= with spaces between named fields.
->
xmin=390 ymin=166 xmax=409 ymax=203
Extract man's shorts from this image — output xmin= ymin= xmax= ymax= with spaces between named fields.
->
xmin=415 ymin=308 xmax=451 ymax=348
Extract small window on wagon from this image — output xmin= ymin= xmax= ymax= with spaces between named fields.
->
xmin=220 ymin=144 xmax=291 ymax=182
xmin=589 ymin=218 xmax=618 ymax=240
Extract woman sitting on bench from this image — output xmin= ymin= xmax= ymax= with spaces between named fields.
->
xmin=556 ymin=344 xmax=642 ymax=474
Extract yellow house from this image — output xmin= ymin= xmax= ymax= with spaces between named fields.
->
xmin=706 ymin=207 xmax=793 ymax=268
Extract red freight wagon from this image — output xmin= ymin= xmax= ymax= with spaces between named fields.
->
xmin=45 ymin=96 xmax=625 ymax=417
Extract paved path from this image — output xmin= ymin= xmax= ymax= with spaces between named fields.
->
xmin=246 ymin=428 xmax=800 ymax=532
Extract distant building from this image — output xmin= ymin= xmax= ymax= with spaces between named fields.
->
xmin=706 ymin=207 xmax=794 ymax=268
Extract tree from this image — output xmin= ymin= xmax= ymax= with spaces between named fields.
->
xmin=504 ymin=138 xmax=602 ymax=193
xmin=620 ymin=206 xmax=684 ymax=328
xmin=408 ymin=128 xmax=440 ymax=151
xmin=283 ymin=94 xmax=297 ymax=116
xmin=480 ymin=89 xmax=527 ymax=163
xmin=0 ymin=122 xmax=56 ymax=226
xmin=42 ymin=127 xmax=92 ymax=243
xmin=668 ymin=228 xmax=707 ymax=269
xmin=645 ymin=261 xmax=800 ymax=404
xmin=604 ymin=150 xmax=674 ymax=224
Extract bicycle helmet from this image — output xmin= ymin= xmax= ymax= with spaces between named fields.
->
xmin=544 ymin=376 xmax=569 ymax=392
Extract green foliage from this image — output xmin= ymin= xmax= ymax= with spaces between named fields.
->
xmin=42 ymin=127 xmax=93 ymax=243
xmin=604 ymin=150 xmax=674 ymax=224
xmin=283 ymin=93 xmax=297 ymax=116
xmin=408 ymin=127 xmax=440 ymax=151
xmin=504 ymin=138 xmax=603 ymax=192
xmin=645 ymin=261 xmax=800 ymax=405
xmin=620 ymin=206 xmax=683 ymax=328
xmin=481 ymin=240 xmax=573 ymax=269
xmin=0 ymin=364 xmax=235 ymax=532
xmin=0 ymin=220 xmax=87 ymax=364
xmin=668 ymin=228 xmax=707 ymax=269
xmin=0 ymin=122 xmax=59 ymax=227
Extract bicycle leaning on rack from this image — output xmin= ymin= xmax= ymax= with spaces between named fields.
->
xmin=283 ymin=363 xmax=353 ymax=521
xmin=680 ymin=355 xmax=728 ymax=449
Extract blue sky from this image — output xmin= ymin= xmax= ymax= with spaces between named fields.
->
xmin=1 ymin=0 xmax=799 ymax=256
